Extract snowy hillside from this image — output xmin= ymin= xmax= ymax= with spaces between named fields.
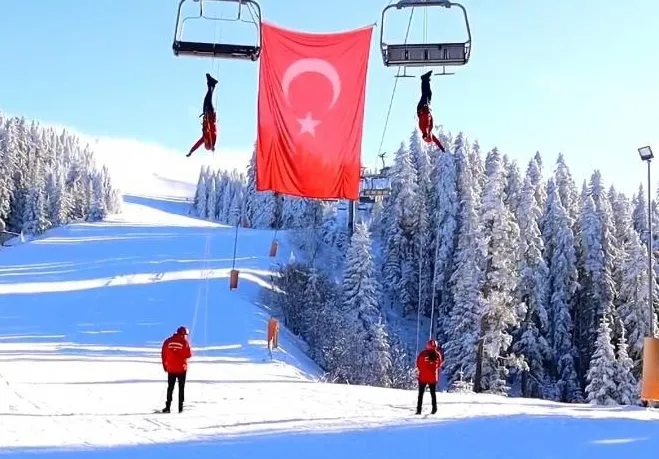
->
xmin=0 ymin=153 xmax=657 ymax=457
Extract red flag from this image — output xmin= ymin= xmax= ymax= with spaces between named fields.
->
xmin=256 ymin=22 xmax=373 ymax=200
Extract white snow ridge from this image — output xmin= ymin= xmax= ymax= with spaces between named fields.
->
xmin=1 ymin=172 xmax=658 ymax=458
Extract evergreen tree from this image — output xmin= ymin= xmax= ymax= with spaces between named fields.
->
xmin=339 ymin=223 xmax=392 ymax=386
xmin=476 ymin=148 xmax=520 ymax=394
xmin=631 ymin=184 xmax=649 ymax=242
xmin=432 ymin=145 xmax=459 ymax=343
xmin=585 ymin=316 xmax=619 ymax=405
xmin=614 ymin=328 xmax=637 ymax=405
xmin=617 ymin=228 xmax=657 ymax=373
xmin=503 ymin=155 xmax=522 ymax=220
xmin=381 ymin=142 xmax=420 ymax=316
xmin=543 ymin=179 xmax=581 ymax=402
xmin=444 ymin=143 xmax=485 ymax=386
xmin=512 ymin=176 xmax=551 ymax=398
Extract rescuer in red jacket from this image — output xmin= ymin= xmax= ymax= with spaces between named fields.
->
xmin=161 ymin=326 xmax=192 ymax=413
xmin=417 ymin=70 xmax=446 ymax=152
xmin=415 ymin=339 xmax=444 ymax=414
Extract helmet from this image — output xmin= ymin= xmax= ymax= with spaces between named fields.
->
xmin=176 ymin=326 xmax=189 ymax=335
xmin=426 ymin=339 xmax=437 ymax=350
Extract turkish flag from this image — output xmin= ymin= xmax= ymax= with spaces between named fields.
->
xmin=256 ymin=22 xmax=374 ymax=200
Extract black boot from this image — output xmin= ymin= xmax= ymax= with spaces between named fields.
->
xmin=431 ymin=406 xmax=437 ymax=414
xmin=206 ymin=73 xmax=218 ymax=87
xmin=162 ymin=404 xmax=171 ymax=413
xmin=421 ymin=70 xmax=432 ymax=80
xmin=178 ymin=402 xmax=183 ymax=413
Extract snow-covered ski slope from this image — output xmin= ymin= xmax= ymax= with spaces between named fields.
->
xmin=1 ymin=170 xmax=659 ymax=458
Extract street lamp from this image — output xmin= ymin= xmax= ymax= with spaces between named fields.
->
xmin=639 ymin=145 xmax=654 ymax=337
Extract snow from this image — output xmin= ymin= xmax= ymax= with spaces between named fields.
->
xmin=1 ymin=169 xmax=659 ymax=457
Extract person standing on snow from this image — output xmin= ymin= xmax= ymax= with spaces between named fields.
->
xmin=415 ymin=339 xmax=444 ymax=415
xmin=161 ymin=326 xmax=192 ymax=413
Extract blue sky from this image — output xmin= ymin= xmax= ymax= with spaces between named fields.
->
xmin=1 ymin=0 xmax=658 ymax=196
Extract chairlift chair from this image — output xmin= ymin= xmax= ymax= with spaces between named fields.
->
xmin=172 ymin=0 xmax=262 ymax=61
xmin=380 ymin=0 xmax=472 ymax=72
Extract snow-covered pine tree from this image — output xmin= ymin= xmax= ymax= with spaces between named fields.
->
xmin=192 ymin=167 xmax=206 ymax=213
xmin=87 ymin=171 xmax=108 ymax=222
xmin=503 ymin=155 xmax=523 ymax=221
xmin=281 ymin=196 xmax=306 ymax=229
xmin=574 ymin=173 xmax=617 ymax=384
xmin=320 ymin=201 xmax=349 ymax=270
xmin=431 ymin=144 xmax=459 ymax=343
xmin=228 ymin=181 xmax=243 ymax=226
xmin=617 ymin=227 xmax=657 ymax=374
xmin=408 ymin=130 xmax=433 ymax=319
xmin=543 ymin=179 xmax=581 ymax=402
xmin=526 ymin=152 xmax=547 ymax=212
xmin=512 ymin=176 xmax=552 ymax=398
xmin=0 ymin=114 xmax=118 ymax=233
xmin=585 ymin=315 xmax=619 ymax=405
xmin=242 ymin=149 xmax=258 ymax=227
xmin=220 ymin=173 xmax=235 ymax=223
xmin=444 ymin=141 xmax=485 ymax=386
xmin=468 ymin=139 xmax=485 ymax=203
xmin=475 ymin=148 xmax=521 ymax=394
xmin=386 ymin=328 xmax=416 ymax=389
xmin=195 ymin=173 xmax=208 ymax=218
xmin=631 ymin=184 xmax=648 ymax=242
xmin=21 ymin=160 xmax=50 ymax=234
xmin=381 ymin=142 xmax=421 ymax=316
xmin=339 ymin=222 xmax=392 ymax=386
xmin=552 ymin=153 xmax=579 ymax=231
xmin=614 ymin=327 xmax=638 ymax=405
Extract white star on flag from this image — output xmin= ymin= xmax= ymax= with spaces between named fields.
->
xmin=297 ymin=112 xmax=321 ymax=136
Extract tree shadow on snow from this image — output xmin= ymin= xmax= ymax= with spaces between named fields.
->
xmin=2 ymin=414 xmax=658 ymax=459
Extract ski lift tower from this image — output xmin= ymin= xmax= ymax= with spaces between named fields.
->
xmin=347 ymin=160 xmax=392 ymax=235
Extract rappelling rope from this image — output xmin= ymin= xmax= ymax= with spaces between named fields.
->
xmin=376 ymin=7 xmax=416 ymax=159
xmin=414 ymin=8 xmax=431 ymax=353
xmin=190 ymin=227 xmax=213 ymax=347
xmin=211 ymin=3 xmax=222 ymax=156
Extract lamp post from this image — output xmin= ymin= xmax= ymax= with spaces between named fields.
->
xmin=639 ymin=145 xmax=654 ymax=337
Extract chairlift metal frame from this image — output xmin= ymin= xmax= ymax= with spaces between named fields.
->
xmin=380 ymin=0 xmax=472 ymax=74
xmin=172 ymin=0 xmax=262 ymax=61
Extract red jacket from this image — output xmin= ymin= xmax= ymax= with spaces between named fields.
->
xmin=417 ymin=106 xmax=446 ymax=152
xmin=416 ymin=348 xmax=443 ymax=384
xmin=161 ymin=332 xmax=192 ymax=374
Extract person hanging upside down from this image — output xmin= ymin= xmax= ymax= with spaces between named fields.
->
xmin=416 ymin=71 xmax=446 ymax=152
xmin=186 ymin=73 xmax=218 ymax=157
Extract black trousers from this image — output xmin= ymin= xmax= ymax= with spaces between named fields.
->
xmin=203 ymin=86 xmax=215 ymax=115
xmin=166 ymin=371 xmax=186 ymax=409
xmin=417 ymin=382 xmax=437 ymax=412
xmin=417 ymin=75 xmax=432 ymax=114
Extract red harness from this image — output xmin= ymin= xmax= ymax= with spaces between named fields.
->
xmin=188 ymin=112 xmax=217 ymax=155
xmin=417 ymin=105 xmax=445 ymax=152
xmin=202 ymin=112 xmax=217 ymax=150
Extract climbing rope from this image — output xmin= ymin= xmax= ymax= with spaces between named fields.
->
xmin=230 ymin=218 xmax=240 ymax=272
xmin=415 ymin=242 xmax=423 ymax=353
xmin=210 ymin=6 xmax=222 ymax=156
xmin=428 ymin=216 xmax=442 ymax=340
xmin=190 ymin=228 xmax=213 ymax=348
